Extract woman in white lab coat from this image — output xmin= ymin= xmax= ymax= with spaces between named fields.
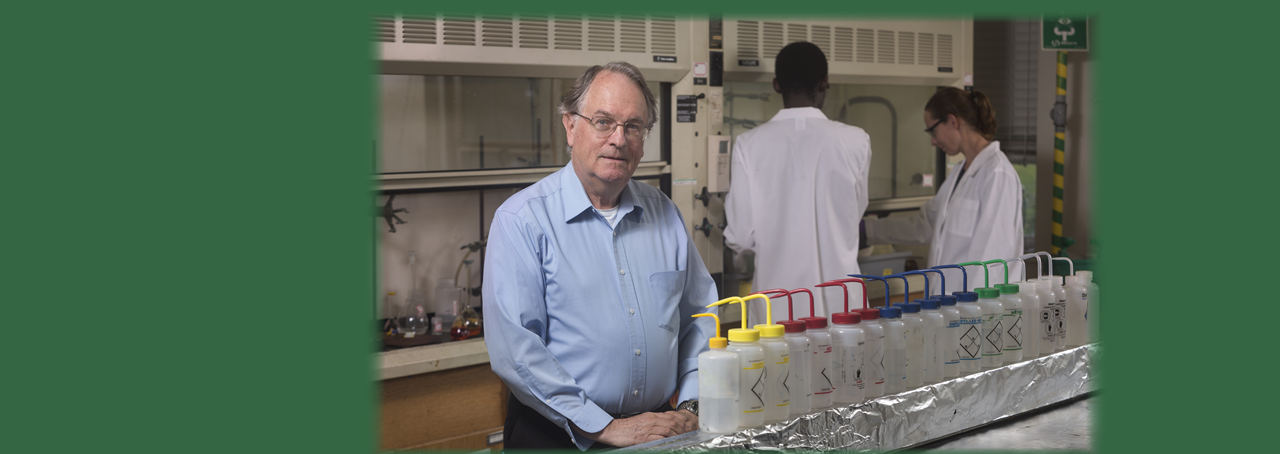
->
xmin=864 ymin=87 xmax=1024 ymax=293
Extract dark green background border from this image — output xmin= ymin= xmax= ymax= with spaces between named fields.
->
xmin=8 ymin=1 xmax=1265 ymax=453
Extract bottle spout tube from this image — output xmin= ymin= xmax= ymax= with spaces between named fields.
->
xmin=822 ymin=278 xmax=868 ymax=312
xmin=882 ymin=274 xmax=909 ymax=303
xmin=956 ymin=262 xmax=989 ymax=288
xmin=848 ymin=274 xmax=890 ymax=308
xmin=707 ymin=296 xmax=747 ymax=326
xmin=789 ymin=288 xmax=817 ymax=318
xmin=1035 ymin=251 xmax=1054 ymax=279
xmin=930 ymin=265 xmax=968 ymax=292
xmin=740 ymin=293 xmax=773 ymax=324
xmin=692 ymin=312 xmax=723 ymax=339
xmin=917 ymin=268 xmax=945 ymax=295
xmin=1010 ymin=254 xmax=1042 ymax=282
xmin=756 ymin=289 xmax=794 ymax=320
xmin=1052 ymin=257 xmax=1075 ymax=276
xmin=981 ymin=259 xmax=1009 ymax=285
xmin=898 ymin=271 xmax=931 ymax=298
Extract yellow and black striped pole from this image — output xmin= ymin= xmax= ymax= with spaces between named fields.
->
xmin=1050 ymin=51 xmax=1068 ymax=256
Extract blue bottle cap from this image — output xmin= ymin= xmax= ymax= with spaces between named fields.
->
xmin=917 ymin=298 xmax=941 ymax=310
xmin=900 ymin=302 xmax=921 ymax=313
xmin=937 ymin=295 xmax=958 ymax=306
xmin=953 ymin=291 xmax=978 ymax=302
xmin=879 ymin=307 xmax=902 ymax=318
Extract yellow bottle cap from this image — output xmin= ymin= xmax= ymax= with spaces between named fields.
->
xmin=727 ymin=327 xmax=760 ymax=343
xmin=692 ymin=313 xmax=729 ymax=349
xmin=753 ymin=324 xmax=785 ymax=338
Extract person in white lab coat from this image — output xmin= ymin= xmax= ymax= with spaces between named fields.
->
xmin=724 ymin=41 xmax=872 ymax=327
xmin=863 ymin=87 xmax=1024 ymax=294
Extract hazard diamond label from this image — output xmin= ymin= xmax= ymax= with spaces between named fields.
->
xmin=1007 ymin=316 xmax=1023 ymax=347
xmin=985 ymin=321 xmax=1003 ymax=351
xmin=751 ymin=368 xmax=765 ymax=407
xmin=960 ymin=325 xmax=981 ymax=358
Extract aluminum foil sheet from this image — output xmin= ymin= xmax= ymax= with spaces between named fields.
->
xmin=618 ymin=344 xmax=1098 ymax=452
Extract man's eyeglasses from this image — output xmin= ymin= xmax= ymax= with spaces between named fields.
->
xmin=924 ymin=118 xmax=945 ymax=136
xmin=574 ymin=113 xmax=650 ymax=141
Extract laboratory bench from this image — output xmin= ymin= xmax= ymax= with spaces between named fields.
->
xmin=376 ymin=275 xmax=1073 ymax=453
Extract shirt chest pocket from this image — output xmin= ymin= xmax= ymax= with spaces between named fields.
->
xmin=648 ymin=270 xmax=687 ymax=334
xmin=944 ymin=197 xmax=980 ymax=239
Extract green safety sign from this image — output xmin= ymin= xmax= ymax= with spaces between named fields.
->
xmin=1043 ymin=16 xmax=1088 ymax=51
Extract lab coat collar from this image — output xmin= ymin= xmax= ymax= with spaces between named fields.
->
xmin=767 ymin=106 xmax=829 ymax=123
xmin=957 ymin=140 xmax=1003 ymax=178
xmin=560 ymin=162 xmax=641 ymax=225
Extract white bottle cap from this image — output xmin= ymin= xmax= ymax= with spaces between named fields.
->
xmin=1064 ymin=275 xmax=1078 ymax=285
xmin=1076 ymin=270 xmax=1093 ymax=282
xmin=1054 ymin=276 xmax=1064 ymax=286
xmin=1018 ymin=281 xmax=1037 ymax=292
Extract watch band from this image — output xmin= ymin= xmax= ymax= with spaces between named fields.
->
xmin=676 ymin=399 xmax=699 ymax=416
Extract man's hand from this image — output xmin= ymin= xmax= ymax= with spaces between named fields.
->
xmin=579 ymin=411 xmax=699 ymax=447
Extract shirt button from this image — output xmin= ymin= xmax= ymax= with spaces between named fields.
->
xmin=635 ymin=349 xmax=642 ymax=356
xmin=633 ymin=390 xmax=639 ymax=396
xmin=620 ymin=269 xmax=626 ymax=275
xmin=629 ymin=308 xmax=635 ymax=314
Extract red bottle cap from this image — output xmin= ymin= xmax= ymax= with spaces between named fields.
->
xmin=852 ymin=308 xmax=879 ymax=321
xmin=778 ymin=320 xmax=808 ymax=333
xmin=800 ymin=316 xmax=828 ymax=330
xmin=832 ymin=312 xmax=861 ymax=324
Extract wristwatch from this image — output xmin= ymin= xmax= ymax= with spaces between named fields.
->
xmin=675 ymin=399 xmax=699 ymax=416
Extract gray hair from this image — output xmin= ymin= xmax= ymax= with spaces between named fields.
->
xmin=558 ymin=61 xmax=658 ymax=128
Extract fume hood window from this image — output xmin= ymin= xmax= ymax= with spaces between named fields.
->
xmin=378 ymin=75 xmax=663 ymax=173
xmin=723 ymin=82 xmax=937 ymax=200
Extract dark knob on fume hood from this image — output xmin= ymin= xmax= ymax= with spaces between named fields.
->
xmin=693 ymin=217 xmax=714 ymax=237
xmin=693 ymin=186 xmax=711 ymax=207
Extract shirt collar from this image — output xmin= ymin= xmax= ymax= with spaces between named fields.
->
xmin=767 ymin=106 xmax=829 ymax=122
xmin=559 ymin=162 xmax=642 ymax=224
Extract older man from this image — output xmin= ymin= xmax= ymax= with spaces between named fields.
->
xmin=483 ymin=61 xmax=717 ymax=451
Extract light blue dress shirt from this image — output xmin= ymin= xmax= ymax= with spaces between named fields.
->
xmin=484 ymin=163 xmax=717 ymax=450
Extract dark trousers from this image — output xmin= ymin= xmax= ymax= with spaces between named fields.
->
xmin=503 ymin=393 xmax=672 ymax=450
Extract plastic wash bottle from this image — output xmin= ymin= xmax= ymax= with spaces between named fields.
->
xmin=761 ymin=288 xmax=812 ymax=417
xmin=817 ymin=279 xmax=866 ymax=405
xmin=707 ymin=297 xmax=766 ymax=428
xmin=691 ymin=312 xmax=739 ymax=433
xmin=1064 ymin=275 xmax=1088 ymax=347
xmin=1050 ymin=276 xmax=1068 ymax=351
xmin=879 ymin=306 xmax=907 ymax=393
xmin=1076 ymin=270 xmax=1099 ymax=343
xmin=936 ymin=294 xmax=961 ymax=378
xmin=744 ymin=293 xmax=791 ymax=423
xmin=795 ymin=289 xmax=833 ymax=410
xmin=997 ymin=283 xmax=1024 ymax=362
xmin=897 ymin=302 xmax=925 ymax=388
xmin=975 ymin=287 xmax=1005 ymax=368
xmin=1016 ymin=281 xmax=1042 ymax=358
xmin=954 ymin=290 xmax=983 ymax=373
xmin=848 ymin=274 xmax=889 ymax=398
xmin=918 ymin=298 xmax=946 ymax=384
